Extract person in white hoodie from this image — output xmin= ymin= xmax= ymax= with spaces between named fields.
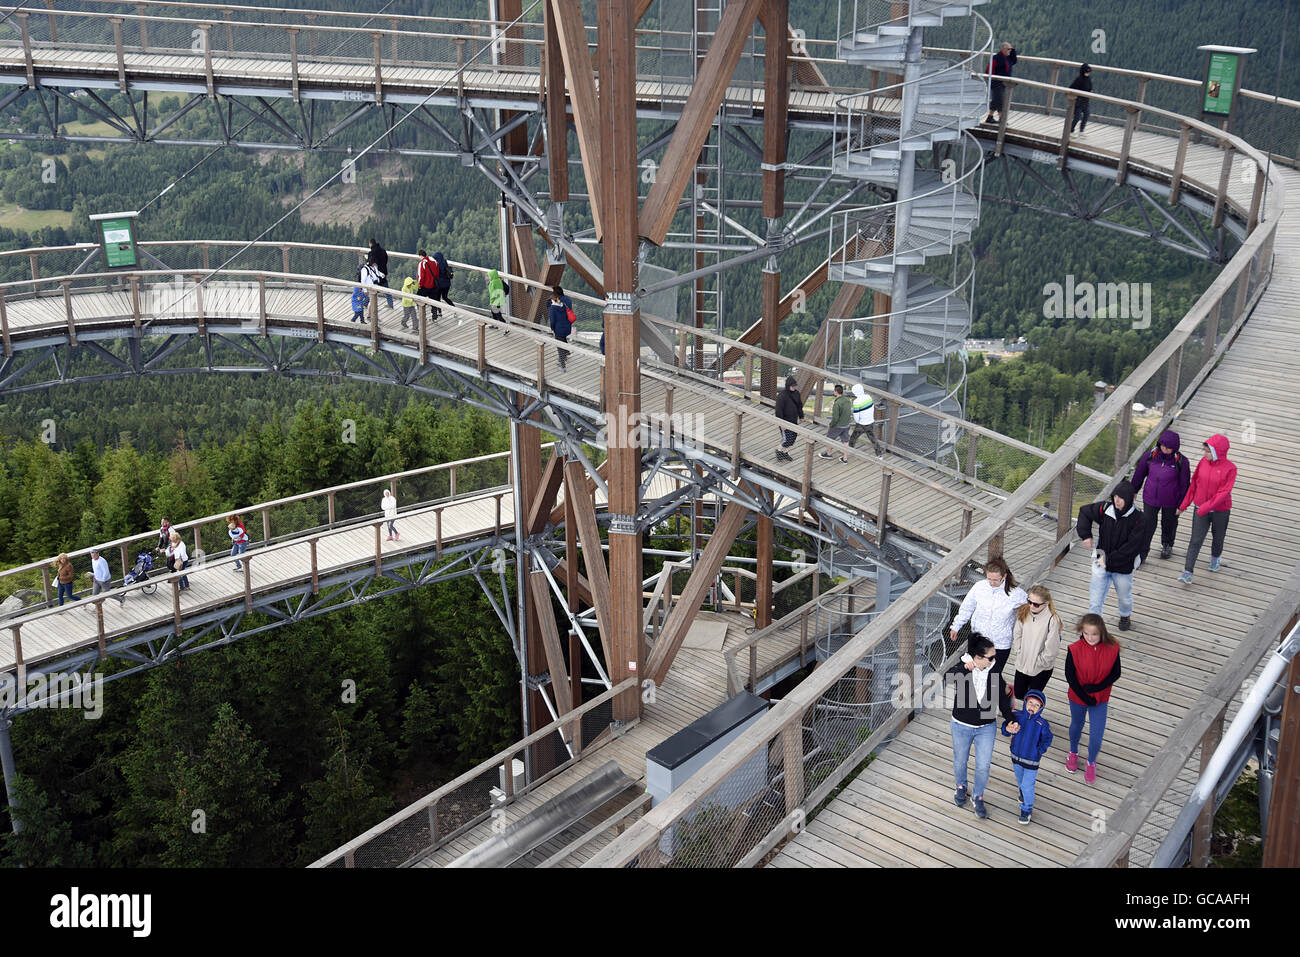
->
xmin=1007 ymin=583 xmax=1063 ymax=705
xmin=847 ymin=383 xmax=883 ymax=456
xmin=382 ymin=488 xmax=399 ymax=541
xmin=949 ymin=555 xmax=1027 ymax=680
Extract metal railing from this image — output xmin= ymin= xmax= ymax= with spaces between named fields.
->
xmin=309 ymin=676 xmax=637 ymax=868
xmin=582 ymin=119 xmax=1283 ymax=866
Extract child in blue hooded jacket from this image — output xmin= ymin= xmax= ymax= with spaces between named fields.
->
xmin=351 ymin=286 xmax=369 ymax=323
xmin=1001 ymin=688 xmax=1053 ymax=825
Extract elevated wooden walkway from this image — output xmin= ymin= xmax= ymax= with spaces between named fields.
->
xmin=770 ymin=165 xmax=1300 ymax=868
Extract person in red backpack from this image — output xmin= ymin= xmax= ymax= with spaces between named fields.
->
xmin=548 ymin=285 xmax=574 ymax=372
xmin=1177 ymin=434 xmax=1237 ymax=583
xmin=1130 ymin=429 xmax=1191 ymax=562
xmin=416 ymin=249 xmax=440 ymax=323
xmin=1064 ymin=613 xmax=1121 ymax=784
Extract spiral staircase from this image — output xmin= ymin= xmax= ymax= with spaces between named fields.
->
xmin=825 ymin=0 xmax=992 ymax=460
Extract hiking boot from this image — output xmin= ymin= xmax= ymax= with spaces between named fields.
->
xmin=953 ymin=785 xmax=968 ymax=807
xmin=1065 ymin=752 xmax=1079 ymax=773
xmin=973 ymin=797 xmax=988 ymax=820
xmin=1178 ymin=571 xmax=1194 ymax=584
xmin=1085 ymin=762 xmax=1097 ymax=783
xmin=1018 ymin=809 xmax=1032 ymax=825
xmin=1209 ymin=556 xmax=1222 ymax=572
xmin=1118 ymin=615 xmax=1131 ymax=631
xmin=1160 ymin=546 xmax=1173 ymax=560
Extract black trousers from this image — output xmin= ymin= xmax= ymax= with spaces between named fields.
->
xmin=1185 ymin=509 xmax=1230 ymax=571
xmin=1071 ymin=100 xmax=1090 ymax=132
xmin=1140 ymin=505 xmax=1180 ymax=561
xmin=990 ymin=80 xmax=1007 ymax=114
xmin=1013 ymin=668 xmax=1053 ymax=701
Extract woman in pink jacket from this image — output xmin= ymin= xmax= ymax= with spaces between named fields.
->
xmin=1177 ymin=434 xmax=1237 ymax=583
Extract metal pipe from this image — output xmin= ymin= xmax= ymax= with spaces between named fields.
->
xmin=0 ymin=715 xmax=20 ymax=833
xmin=1151 ymin=622 xmax=1300 ymax=867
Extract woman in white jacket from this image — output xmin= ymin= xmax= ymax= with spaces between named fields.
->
xmin=382 ymin=488 xmax=399 ymax=541
xmin=949 ymin=555 xmax=1027 ymax=677
xmin=1008 ymin=584 xmax=1063 ymax=705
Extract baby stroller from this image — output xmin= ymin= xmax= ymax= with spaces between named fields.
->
xmin=123 ymin=551 xmax=158 ymax=595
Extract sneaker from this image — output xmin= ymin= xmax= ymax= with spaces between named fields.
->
xmin=1209 ymin=556 xmax=1222 ymax=572
xmin=1118 ymin=615 xmax=1131 ymax=631
xmin=394 ymin=531 xmax=399 ymax=540
xmin=1160 ymin=546 xmax=1173 ymax=560
xmin=386 ymin=535 xmax=394 ymax=542
xmin=839 ymin=456 xmax=849 ymax=464
xmin=1018 ymin=809 xmax=1032 ymax=825
xmin=1178 ymin=571 xmax=1194 ymax=584
xmin=984 ymin=113 xmax=995 ymax=124
xmin=953 ymin=785 xmax=968 ymax=807
xmin=1065 ymin=752 xmax=1079 ymax=773
xmin=973 ymin=797 xmax=988 ymax=820
xmin=818 ymin=450 xmax=834 ymax=458
xmin=1085 ymin=762 xmax=1097 ymax=783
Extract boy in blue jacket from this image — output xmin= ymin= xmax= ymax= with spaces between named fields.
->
xmin=351 ymin=286 xmax=369 ymax=323
xmin=1001 ymin=688 xmax=1053 ymax=825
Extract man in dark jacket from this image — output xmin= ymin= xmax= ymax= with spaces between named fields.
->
xmin=431 ymin=250 xmax=454 ymax=315
xmin=946 ymin=636 xmax=1012 ymax=820
xmin=985 ymin=41 xmax=1017 ymax=124
xmin=1077 ymin=478 xmax=1144 ymax=631
xmin=1131 ymin=429 xmax=1191 ymax=562
xmin=1068 ymin=63 xmax=1093 ymax=134
xmin=366 ymin=238 xmax=393 ymax=308
xmin=773 ymin=375 xmax=802 ymax=461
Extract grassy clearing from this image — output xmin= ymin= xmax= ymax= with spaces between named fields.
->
xmin=0 ymin=206 xmax=74 ymax=230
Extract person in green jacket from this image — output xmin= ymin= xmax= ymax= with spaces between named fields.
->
xmin=486 ymin=268 xmax=509 ymax=334
xmin=818 ymin=383 xmax=853 ymax=464
xmin=400 ymin=275 xmax=417 ymax=330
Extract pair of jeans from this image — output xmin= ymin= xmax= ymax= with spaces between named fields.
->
xmin=230 ymin=540 xmax=248 ymax=569
xmin=1185 ymin=509 xmax=1230 ymax=571
xmin=1068 ymin=700 xmax=1109 ymax=764
xmin=1140 ymin=505 xmax=1179 ymax=561
xmin=1013 ymin=764 xmax=1039 ymax=812
xmin=1071 ymin=100 xmax=1089 ymax=132
xmin=92 ymin=578 xmax=125 ymax=605
xmin=1089 ymin=561 xmax=1134 ymax=617
xmin=951 ymin=719 xmax=996 ymax=798
xmin=553 ymin=332 xmax=569 ymax=367
xmin=386 ymin=520 xmax=397 ymax=537
xmin=56 ymin=581 xmax=76 ymax=605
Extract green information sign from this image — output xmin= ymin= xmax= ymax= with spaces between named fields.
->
xmin=1202 ymin=51 xmax=1239 ymax=117
xmin=100 ymin=217 xmax=137 ymax=268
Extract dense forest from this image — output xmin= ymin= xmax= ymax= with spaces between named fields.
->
xmin=0 ymin=0 xmax=1291 ymax=865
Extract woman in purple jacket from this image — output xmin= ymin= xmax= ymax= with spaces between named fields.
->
xmin=1130 ymin=429 xmax=1191 ymax=563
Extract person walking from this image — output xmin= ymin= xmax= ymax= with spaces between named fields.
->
xmin=1007 ymin=583 xmax=1062 ymax=704
xmin=416 ymin=249 xmax=440 ymax=322
xmin=945 ymin=636 xmax=1011 ymax=820
xmin=401 ymin=275 xmax=418 ymax=330
xmin=166 ymin=530 xmax=190 ymax=591
xmin=818 ymin=384 xmax=853 ymax=464
xmin=548 ymin=285 xmax=575 ymax=371
xmin=382 ymin=488 xmax=399 ymax=542
xmin=431 ymin=250 xmax=455 ymax=318
xmin=1076 ymin=478 xmax=1144 ymax=631
xmin=486 ymin=268 xmax=509 ymax=332
xmin=848 ymin=383 xmax=883 ymax=456
xmin=1178 ymin=434 xmax=1237 ymax=583
xmin=985 ymin=41 xmax=1017 ymax=124
xmin=1068 ymin=63 xmax=1093 ymax=134
xmin=53 ymin=553 xmax=78 ymax=605
xmin=1064 ymin=613 xmax=1121 ymax=783
xmin=89 ymin=548 xmax=126 ymax=606
xmin=366 ymin=237 xmax=394 ymax=308
xmin=227 ymin=515 xmax=249 ymax=571
xmin=1131 ymin=429 xmax=1190 ymax=562
xmin=1001 ymin=688 xmax=1053 ymax=824
xmin=351 ymin=284 xmax=369 ymax=323
xmin=949 ymin=555 xmax=1027 ymax=678
xmin=773 ymin=375 xmax=803 ymax=462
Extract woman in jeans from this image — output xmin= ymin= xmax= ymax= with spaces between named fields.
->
xmin=53 ymin=553 xmax=77 ymax=605
xmin=1178 ymin=434 xmax=1237 ymax=584
xmin=1064 ymin=614 xmax=1121 ymax=783
xmin=948 ymin=555 xmax=1027 ymax=684
xmin=1007 ymin=583 xmax=1063 ymax=706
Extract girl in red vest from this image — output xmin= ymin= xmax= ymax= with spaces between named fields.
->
xmin=1064 ymin=613 xmax=1121 ymax=783
xmin=1177 ymin=434 xmax=1237 ymax=583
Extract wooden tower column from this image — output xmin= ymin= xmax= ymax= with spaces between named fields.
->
xmin=598 ymin=0 xmax=644 ymax=722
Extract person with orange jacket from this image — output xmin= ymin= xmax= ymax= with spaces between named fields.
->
xmin=1177 ymin=434 xmax=1237 ymax=584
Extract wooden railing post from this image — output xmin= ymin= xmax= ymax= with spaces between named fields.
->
xmin=988 ymin=524 xmax=1005 ymax=562
xmin=111 ymin=17 xmax=127 ymax=91
xmin=1169 ymin=123 xmax=1191 ymax=205
xmin=243 ymin=555 xmax=252 ymax=611
xmin=309 ymin=538 xmax=319 ymax=594
xmin=17 ymin=13 xmax=35 ymax=90
xmin=0 ymin=289 xmax=10 ymax=356
xmin=327 ymin=491 xmax=336 ymax=526
xmin=62 ymin=281 xmax=77 ymax=344
xmin=372 ymin=32 xmax=384 ymax=102
xmin=374 ymin=522 xmax=383 ymax=574
xmin=1116 ymin=105 xmax=1140 ymax=185
xmin=200 ymin=24 xmax=214 ymax=95
xmin=261 ymin=507 xmax=271 ymax=544
xmin=1055 ymin=460 xmax=1075 ymax=544
xmin=1191 ymin=705 xmax=1228 ymax=866
xmin=897 ymin=610 xmax=916 ymax=724
xmin=1163 ymin=344 xmax=1183 ymax=413
xmin=258 ymin=276 xmax=267 ymax=336
xmin=781 ymin=723 xmax=804 ymax=814
xmin=288 ymin=27 xmax=301 ymax=102
xmin=315 ymin=281 xmax=325 ymax=341
xmin=1114 ymin=402 xmax=1132 ymax=471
